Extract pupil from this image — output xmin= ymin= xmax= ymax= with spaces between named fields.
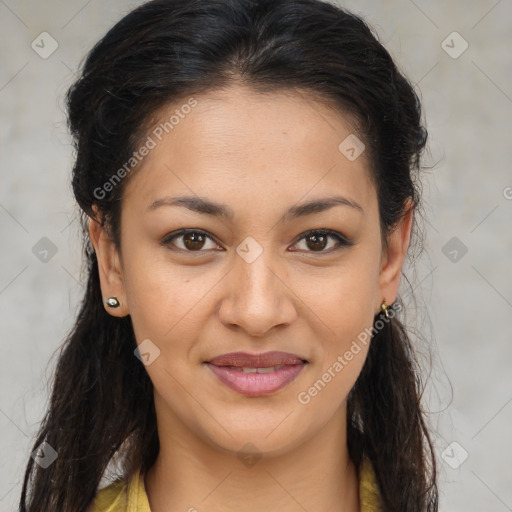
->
xmin=308 ymin=234 xmax=326 ymax=251
xmin=185 ymin=232 xmax=204 ymax=250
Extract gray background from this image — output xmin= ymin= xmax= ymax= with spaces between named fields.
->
xmin=1 ymin=0 xmax=511 ymax=510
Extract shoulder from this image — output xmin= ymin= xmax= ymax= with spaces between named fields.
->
xmin=89 ymin=478 xmax=128 ymax=512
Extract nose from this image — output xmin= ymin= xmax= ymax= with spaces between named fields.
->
xmin=216 ymin=250 xmax=298 ymax=337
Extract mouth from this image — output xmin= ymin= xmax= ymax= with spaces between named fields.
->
xmin=203 ymin=351 xmax=309 ymax=397
xmin=205 ymin=351 xmax=309 ymax=368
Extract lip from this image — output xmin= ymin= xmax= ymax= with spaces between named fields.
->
xmin=206 ymin=351 xmax=308 ymax=368
xmin=205 ymin=362 xmax=307 ymax=397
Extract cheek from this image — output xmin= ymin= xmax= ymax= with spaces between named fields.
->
xmin=298 ymin=282 xmax=374 ymax=410
xmin=307 ymin=255 xmax=380 ymax=340
xmin=302 ymin=252 xmax=379 ymax=391
xmin=119 ymin=234 xmax=206 ymax=336
xmin=312 ymin=282 xmax=374 ymax=385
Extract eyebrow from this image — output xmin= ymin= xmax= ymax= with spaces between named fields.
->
xmin=147 ymin=194 xmax=363 ymax=220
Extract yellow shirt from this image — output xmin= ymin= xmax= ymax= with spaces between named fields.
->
xmin=91 ymin=457 xmax=381 ymax=511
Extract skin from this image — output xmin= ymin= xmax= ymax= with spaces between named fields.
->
xmin=89 ymin=83 xmax=413 ymax=512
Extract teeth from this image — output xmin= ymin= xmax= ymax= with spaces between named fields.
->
xmin=239 ymin=365 xmax=283 ymax=373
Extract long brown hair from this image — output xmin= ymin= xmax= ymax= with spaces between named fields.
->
xmin=19 ymin=1 xmax=438 ymax=510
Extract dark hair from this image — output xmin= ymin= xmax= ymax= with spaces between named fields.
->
xmin=19 ymin=0 xmax=438 ymax=510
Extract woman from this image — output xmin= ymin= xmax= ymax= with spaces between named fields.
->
xmin=19 ymin=0 xmax=438 ymax=510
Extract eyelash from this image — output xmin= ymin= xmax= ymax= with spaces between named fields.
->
xmin=161 ymin=228 xmax=354 ymax=254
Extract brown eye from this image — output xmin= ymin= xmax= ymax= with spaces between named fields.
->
xmin=291 ymin=229 xmax=354 ymax=253
xmin=162 ymin=229 xmax=220 ymax=252
xmin=182 ymin=232 xmax=206 ymax=251
xmin=304 ymin=233 xmax=328 ymax=251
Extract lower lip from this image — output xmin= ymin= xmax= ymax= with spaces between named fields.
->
xmin=205 ymin=363 xmax=306 ymax=397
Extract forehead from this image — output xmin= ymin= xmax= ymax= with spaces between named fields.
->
xmin=123 ymin=84 xmax=376 ymax=212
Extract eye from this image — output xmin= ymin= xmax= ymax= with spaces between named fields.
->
xmin=161 ymin=229 xmax=221 ymax=252
xmin=291 ymin=229 xmax=354 ymax=253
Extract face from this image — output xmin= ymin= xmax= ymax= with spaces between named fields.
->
xmin=90 ymin=84 xmax=412 ymax=457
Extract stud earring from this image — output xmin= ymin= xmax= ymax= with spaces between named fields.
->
xmin=380 ymin=300 xmax=389 ymax=319
xmin=106 ymin=297 xmax=120 ymax=308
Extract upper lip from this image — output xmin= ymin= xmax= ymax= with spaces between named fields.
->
xmin=206 ymin=351 xmax=308 ymax=368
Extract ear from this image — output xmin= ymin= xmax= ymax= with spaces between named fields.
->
xmin=88 ymin=207 xmax=129 ymax=317
xmin=376 ymin=198 xmax=414 ymax=313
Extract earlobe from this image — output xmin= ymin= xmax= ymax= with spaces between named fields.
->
xmin=377 ymin=199 xmax=414 ymax=312
xmin=88 ymin=211 xmax=129 ymax=317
